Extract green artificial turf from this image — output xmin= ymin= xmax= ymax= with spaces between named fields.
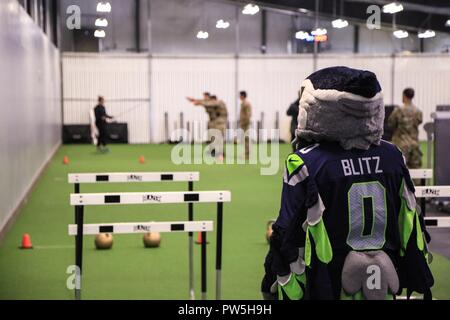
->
xmin=0 ymin=142 xmax=448 ymax=300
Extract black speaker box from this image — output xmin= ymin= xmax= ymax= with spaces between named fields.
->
xmin=63 ymin=123 xmax=128 ymax=144
xmin=106 ymin=123 xmax=128 ymax=144
xmin=63 ymin=125 xmax=91 ymax=144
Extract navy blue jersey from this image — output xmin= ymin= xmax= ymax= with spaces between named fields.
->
xmin=277 ymin=140 xmax=411 ymax=254
xmin=263 ymin=140 xmax=433 ymax=299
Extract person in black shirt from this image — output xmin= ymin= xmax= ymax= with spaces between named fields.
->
xmin=286 ymin=93 xmax=300 ymax=151
xmin=94 ymin=96 xmax=113 ymax=152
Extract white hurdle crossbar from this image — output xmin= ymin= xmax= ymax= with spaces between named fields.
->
xmin=68 ymin=172 xmax=199 ymax=300
xmin=424 ymin=217 xmax=450 ymax=228
xmin=409 ymin=169 xmax=433 ymax=180
xmin=68 ymin=172 xmax=199 ymax=184
xmin=68 ymin=221 xmax=213 ymax=235
xmin=415 ymin=186 xmax=450 ymax=229
xmin=70 ymin=190 xmax=231 ymax=301
xmin=415 ymin=186 xmax=450 ymax=198
xmin=70 ymin=191 xmax=231 ymax=206
xmin=409 ymin=169 xmax=433 ymax=221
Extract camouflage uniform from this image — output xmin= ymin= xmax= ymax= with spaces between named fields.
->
xmin=197 ymin=100 xmax=218 ymax=130
xmin=388 ymin=104 xmax=423 ymax=169
xmin=199 ymin=99 xmax=228 ymax=157
xmin=240 ymin=100 xmax=252 ymax=158
xmin=214 ymin=100 xmax=228 ymax=139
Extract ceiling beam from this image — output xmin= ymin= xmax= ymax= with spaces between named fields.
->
xmin=226 ymin=0 xmax=450 ymax=33
xmin=346 ymin=0 xmax=450 ymax=16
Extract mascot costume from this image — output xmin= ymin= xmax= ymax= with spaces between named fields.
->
xmin=262 ymin=66 xmax=433 ymax=300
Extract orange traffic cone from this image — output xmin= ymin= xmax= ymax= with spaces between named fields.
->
xmin=139 ymin=155 xmax=145 ymax=164
xmin=195 ymin=232 xmax=209 ymax=245
xmin=63 ymin=156 xmax=69 ymax=165
xmin=20 ymin=233 xmax=33 ymax=249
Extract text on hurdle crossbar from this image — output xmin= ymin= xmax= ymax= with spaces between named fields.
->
xmin=415 ymin=186 xmax=450 ymax=198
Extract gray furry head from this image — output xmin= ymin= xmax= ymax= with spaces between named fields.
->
xmin=295 ymin=66 xmax=385 ymax=150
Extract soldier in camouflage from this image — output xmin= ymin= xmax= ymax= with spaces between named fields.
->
xmin=208 ymin=95 xmax=228 ymax=159
xmin=187 ymin=93 xmax=228 ymax=159
xmin=187 ymin=92 xmax=216 ymax=130
xmin=239 ymin=91 xmax=252 ymax=159
xmin=388 ymin=88 xmax=423 ymax=169
xmin=211 ymin=95 xmax=228 ymax=140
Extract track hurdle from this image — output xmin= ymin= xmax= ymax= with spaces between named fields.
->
xmin=415 ymin=185 xmax=450 ymax=227
xmin=68 ymin=220 xmax=213 ymax=300
xmin=410 ymin=169 xmax=434 ymax=217
xmin=423 ymin=217 xmax=450 ymax=228
xmin=415 ymin=186 xmax=450 ymax=199
xmin=68 ymin=172 xmax=199 ymax=300
xmin=69 ymin=190 xmax=231 ymax=300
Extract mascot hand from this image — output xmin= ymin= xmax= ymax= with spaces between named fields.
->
xmin=277 ymin=253 xmax=307 ymax=300
xmin=277 ymin=272 xmax=306 ymax=300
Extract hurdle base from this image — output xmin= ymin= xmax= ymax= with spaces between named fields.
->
xmin=216 ymin=270 xmax=222 ymax=300
xmin=75 ymin=289 xmax=81 ymax=300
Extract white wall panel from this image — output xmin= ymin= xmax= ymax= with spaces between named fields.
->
xmin=62 ymin=53 xmax=450 ymax=143
xmin=394 ymin=54 xmax=450 ymax=140
xmin=0 ymin=1 xmax=61 ymax=233
xmin=317 ymin=54 xmax=394 ymax=105
xmin=238 ymin=56 xmax=314 ymax=142
xmin=151 ymin=57 xmax=236 ymax=143
xmin=62 ymin=53 xmax=150 ymax=143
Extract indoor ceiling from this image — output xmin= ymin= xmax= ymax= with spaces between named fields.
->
xmin=231 ymin=0 xmax=450 ymax=33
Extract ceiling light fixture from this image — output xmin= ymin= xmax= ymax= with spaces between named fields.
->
xmin=382 ymin=2 xmax=403 ymax=14
xmin=216 ymin=19 xmax=230 ymax=29
xmin=393 ymin=29 xmax=408 ymax=39
xmin=242 ymin=4 xmax=260 ymax=15
xmin=96 ymin=2 xmax=111 ymax=13
xmin=418 ymin=30 xmax=435 ymax=39
xmin=311 ymin=28 xmax=327 ymax=36
xmin=332 ymin=18 xmax=349 ymax=29
xmin=95 ymin=18 xmax=108 ymax=27
xmin=196 ymin=30 xmax=209 ymax=39
xmin=295 ymin=31 xmax=310 ymax=40
xmin=94 ymin=29 xmax=106 ymax=38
